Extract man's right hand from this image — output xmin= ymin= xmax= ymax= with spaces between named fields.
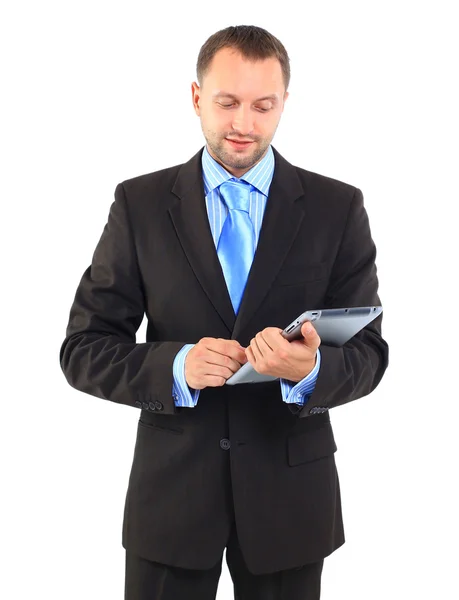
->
xmin=185 ymin=338 xmax=248 ymax=390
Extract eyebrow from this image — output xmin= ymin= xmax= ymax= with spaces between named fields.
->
xmin=213 ymin=92 xmax=279 ymax=103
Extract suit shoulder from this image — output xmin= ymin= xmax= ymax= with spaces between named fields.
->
xmin=119 ymin=162 xmax=183 ymax=195
xmin=294 ymin=165 xmax=360 ymax=198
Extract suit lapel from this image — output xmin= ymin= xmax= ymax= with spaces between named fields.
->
xmin=168 ymin=146 xmax=306 ymax=338
xmin=168 ymin=148 xmax=236 ymax=333
xmin=232 ymin=147 xmax=306 ymax=340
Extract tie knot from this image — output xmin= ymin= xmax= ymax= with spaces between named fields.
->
xmin=219 ymin=179 xmax=252 ymax=212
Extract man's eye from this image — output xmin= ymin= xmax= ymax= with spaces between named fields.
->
xmin=218 ymin=103 xmax=271 ymax=112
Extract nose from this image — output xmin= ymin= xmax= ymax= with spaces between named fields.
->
xmin=231 ymin=105 xmax=254 ymax=136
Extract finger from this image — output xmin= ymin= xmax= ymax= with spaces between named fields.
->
xmin=195 ymin=356 xmax=239 ymax=379
xmin=245 ymin=344 xmax=256 ymax=366
xmin=300 ymin=321 xmax=314 ymax=337
xmin=206 ymin=339 xmax=247 ymax=364
xmin=264 ymin=328 xmax=292 ymax=352
xmin=205 ymin=352 xmax=242 ymax=374
xmin=250 ymin=335 xmax=264 ymax=362
xmin=203 ymin=363 xmax=238 ymax=380
xmin=204 ymin=375 xmax=227 ymax=387
xmin=193 ymin=343 xmax=242 ymax=373
xmin=225 ymin=343 xmax=248 ymax=364
xmin=260 ymin=327 xmax=285 ymax=349
xmin=255 ymin=331 xmax=273 ymax=355
xmin=300 ymin=321 xmax=320 ymax=345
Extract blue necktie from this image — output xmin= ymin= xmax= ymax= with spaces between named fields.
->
xmin=217 ymin=179 xmax=255 ymax=313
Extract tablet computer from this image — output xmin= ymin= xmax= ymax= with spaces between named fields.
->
xmin=225 ymin=305 xmax=383 ymax=385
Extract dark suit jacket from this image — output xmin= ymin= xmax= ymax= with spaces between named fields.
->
xmin=60 ymin=145 xmax=389 ymax=575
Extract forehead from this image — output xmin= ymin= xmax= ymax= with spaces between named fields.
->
xmin=203 ymin=47 xmax=284 ymax=96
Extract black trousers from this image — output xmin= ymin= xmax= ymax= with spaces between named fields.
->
xmin=125 ymin=522 xmax=324 ymax=600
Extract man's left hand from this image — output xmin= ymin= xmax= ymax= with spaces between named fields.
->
xmin=245 ymin=321 xmax=321 ymax=382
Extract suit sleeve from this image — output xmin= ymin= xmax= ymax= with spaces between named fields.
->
xmin=59 ymin=183 xmax=186 ymax=415
xmin=294 ymin=187 xmax=389 ymax=419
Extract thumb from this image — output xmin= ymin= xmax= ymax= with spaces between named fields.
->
xmin=301 ymin=321 xmax=314 ymax=338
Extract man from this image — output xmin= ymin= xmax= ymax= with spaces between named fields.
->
xmin=60 ymin=25 xmax=389 ymax=600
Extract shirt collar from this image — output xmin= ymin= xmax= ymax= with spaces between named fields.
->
xmin=202 ymin=144 xmax=274 ymax=197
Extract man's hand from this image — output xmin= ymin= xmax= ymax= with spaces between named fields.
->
xmin=245 ymin=321 xmax=321 ymax=382
xmin=185 ymin=338 xmax=248 ymax=390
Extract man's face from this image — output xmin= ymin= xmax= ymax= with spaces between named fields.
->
xmin=192 ymin=47 xmax=289 ymax=178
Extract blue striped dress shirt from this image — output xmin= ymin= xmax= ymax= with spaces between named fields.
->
xmin=172 ymin=145 xmax=321 ymax=408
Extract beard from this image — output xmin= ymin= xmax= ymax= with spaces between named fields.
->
xmin=203 ymin=129 xmax=273 ymax=172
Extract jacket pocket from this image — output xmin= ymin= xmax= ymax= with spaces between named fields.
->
xmin=287 ymin=424 xmax=337 ymax=466
xmin=138 ymin=418 xmax=184 ymax=435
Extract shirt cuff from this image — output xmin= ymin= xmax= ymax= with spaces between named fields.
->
xmin=280 ymin=348 xmax=322 ymax=406
xmin=172 ymin=344 xmax=200 ymax=408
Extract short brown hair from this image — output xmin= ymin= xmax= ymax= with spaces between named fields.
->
xmin=196 ymin=25 xmax=290 ymax=91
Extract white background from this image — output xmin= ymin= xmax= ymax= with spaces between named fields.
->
xmin=1 ymin=1 xmax=458 ymax=598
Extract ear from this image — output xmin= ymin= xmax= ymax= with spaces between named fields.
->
xmin=191 ymin=82 xmax=201 ymax=116
xmin=282 ymin=91 xmax=289 ymax=110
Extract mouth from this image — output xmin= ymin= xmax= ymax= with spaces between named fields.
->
xmin=226 ymin=138 xmax=254 ymax=149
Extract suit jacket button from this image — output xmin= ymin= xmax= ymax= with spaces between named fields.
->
xmin=135 ymin=401 xmax=142 ymax=408
xmin=309 ymin=407 xmax=317 ymax=415
xmin=155 ymin=401 xmax=163 ymax=411
xmin=142 ymin=402 xmax=149 ymax=410
xmin=220 ymin=438 xmax=231 ymax=450
xmin=149 ymin=402 xmax=156 ymax=411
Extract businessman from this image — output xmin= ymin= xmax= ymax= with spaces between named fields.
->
xmin=60 ymin=25 xmax=389 ymax=600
